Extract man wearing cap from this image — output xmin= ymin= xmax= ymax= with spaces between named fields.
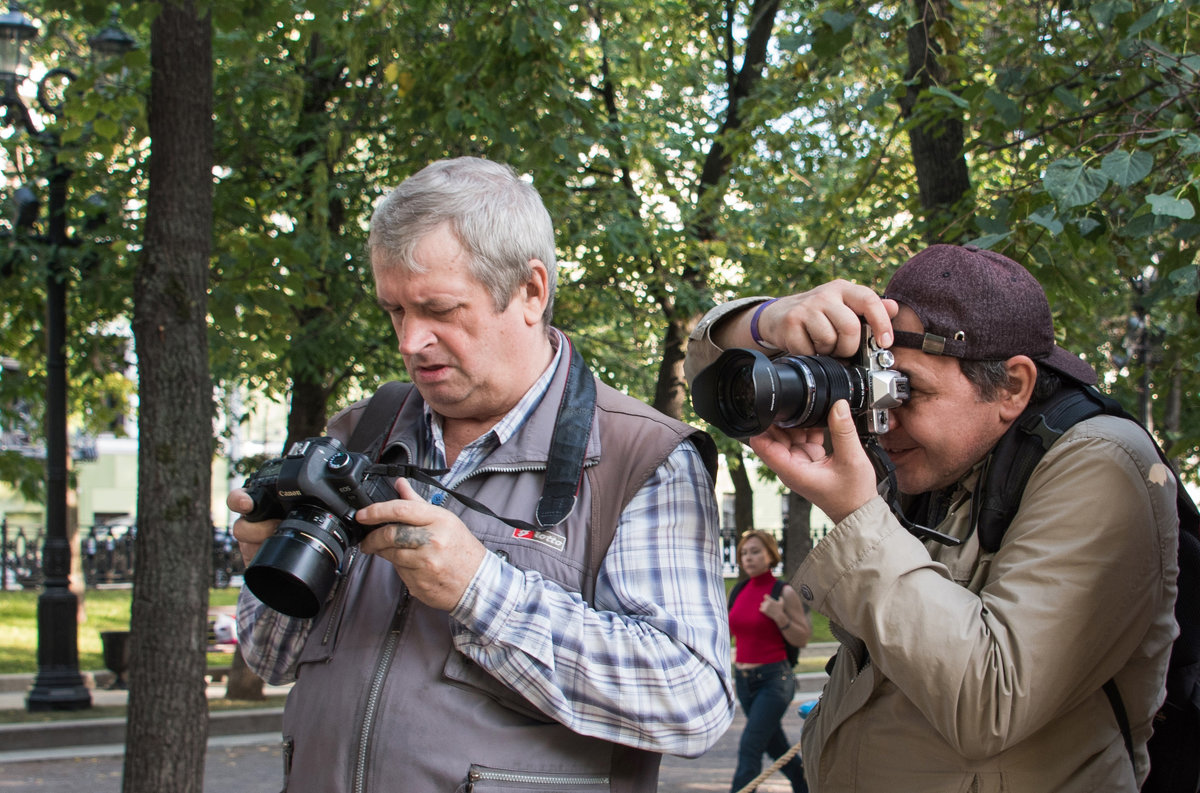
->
xmin=684 ymin=244 xmax=1178 ymax=792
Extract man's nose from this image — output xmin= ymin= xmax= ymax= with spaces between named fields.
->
xmin=398 ymin=316 xmax=435 ymax=355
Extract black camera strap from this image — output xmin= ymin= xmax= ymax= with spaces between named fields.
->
xmin=535 ymin=338 xmax=596 ymax=527
xmin=362 ymin=338 xmax=597 ymax=534
xmin=863 ymin=436 xmax=962 ymax=547
xmin=367 ymin=462 xmax=543 ymax=533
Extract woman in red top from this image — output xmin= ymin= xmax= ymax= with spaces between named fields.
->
xmin=728 ymin=530 xmax=812 ymax=793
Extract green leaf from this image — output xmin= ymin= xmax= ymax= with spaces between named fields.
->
xmin=1179 ymin=134 xmax=1200 ymax=156
xmin=928 ymin=86 xmax=969 ymax=109
xmin=1052 ymin=85 xmax=1085 ymax=113
xmin=1101 ymin=150 xmax=1153 ymax=188
xmin=964 ymin=232 xmax=1012 ymax=249
xmin=1128 ymin=5 xmax=1168 ymax=36
xmin=93 ymin=117 xmax=120 ymax=141
xmin=1029 ymin=206 xmax=1064 ymax=236
xmin=1074 ymin=216 xmax=1103 ymax=237
xmin=1089 ymin=0 xmax=1134 ymax=28
xmin=1139 ymin=129 xmax=1178 ymax=145
xmin=822 ymin=11 xmax=856 ymax=32
xmin=1146 ymin=193 xmax=1196 ymax=219
xmin=984 ymin=89 xmax=1020 ymax=126
xmin=1044 ymin=158 xmax=1110 ymax=208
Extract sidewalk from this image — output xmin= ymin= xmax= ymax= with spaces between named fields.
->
xmin=0 ymin=669 xmax=293 ymax=763
xmin=0 ymin=645 xmax=835 ymax=791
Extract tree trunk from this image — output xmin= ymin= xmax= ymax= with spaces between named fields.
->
xmin=783 ymin=491 xmax=814 ymax=580
xmin=653 ymin=318 xmax=691 ymax=420
xmin=224 ymin=647 xmax=265 ymax=701
xmin=729 ymin=448 xmax=754 ymax=537
xmin=899 ymin=0 xmax=971 ymax=237
xmin=285 ymin=352 xmax=332 ymax=448
xmin=124 ymin=4 xmax=214 ymax=792
xmin=657 ymin=0 xmax=782 ymax=503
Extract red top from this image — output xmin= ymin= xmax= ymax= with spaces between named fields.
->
xmin=729 ymin=572 xmax=787 ymax=664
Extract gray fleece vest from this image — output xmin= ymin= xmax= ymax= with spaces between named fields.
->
xmin=278 ymin=357 xmax=716 ymax=793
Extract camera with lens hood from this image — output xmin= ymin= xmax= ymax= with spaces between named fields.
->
xmin=690 ymin=323 xmax=909 ymax=440
xmin=240 ymin=436 xmax=397 ymax=619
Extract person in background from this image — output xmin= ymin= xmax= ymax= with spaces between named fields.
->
xmin=728 ymin=529 xmax=811 ymax=793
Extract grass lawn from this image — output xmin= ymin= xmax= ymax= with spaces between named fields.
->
xmin=0 ymin=694 xmax=291 ymax=725
xmin=0 ymin=587 xmax=241 ymax=675
xmin=2 ymin=580 xmax=836 ymax=676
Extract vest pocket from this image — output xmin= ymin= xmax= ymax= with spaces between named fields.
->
xmin=460 ymin=764 xmax=610 ymax=791
xmin=442 ymin=649 xmax=556 ymax=724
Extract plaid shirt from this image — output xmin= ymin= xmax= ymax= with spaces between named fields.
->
xmin=238 ymin=332 xmax=733 ymax=756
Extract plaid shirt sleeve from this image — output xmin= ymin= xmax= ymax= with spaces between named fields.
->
xmin=235 ymin=586 xmax=313 ymax=685
xmin=449 ymin=440 xmax=735 ymax=758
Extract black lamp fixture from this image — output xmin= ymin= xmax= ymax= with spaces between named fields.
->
xmin=88 ymin=12 xmax=136 ymax=60
xmin=0 ymin=1 xmax=135 ymax=713
xmin=0 ymin=3 xmax=37 ymax=86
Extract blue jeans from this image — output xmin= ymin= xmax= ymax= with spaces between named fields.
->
xmin=730 ymin=661 xmax=808 ymax=793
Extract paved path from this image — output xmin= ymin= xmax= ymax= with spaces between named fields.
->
xmin=0 ymin=706 xmax=807 ymax=792
xmin=0 ymin=647 xmax=834 ymax=791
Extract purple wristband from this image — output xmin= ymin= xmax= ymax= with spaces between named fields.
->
xmin=750 ymin=298 xmax=779 ymax=350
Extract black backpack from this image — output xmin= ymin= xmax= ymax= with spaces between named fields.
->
xmin=728 ymin=577 xmax=801 ymax=668
xmin=976 ymin=384 xmax=1200 ymax=793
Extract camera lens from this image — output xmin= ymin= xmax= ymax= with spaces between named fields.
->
xmin=243 ymin=505 xmax=350 ymax=619
xmin=774 ymin=355 xmax=866 ymax=429
xmin=690 ymin=348 xmax=867 ymax=439
xmin=726 ymin=362 xmax=761 ymax=426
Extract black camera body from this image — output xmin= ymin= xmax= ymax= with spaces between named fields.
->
xmin=690 ymin=324 xmax=909 ymax=440
xmin=241 ymin=436 xmax=397 ymax=618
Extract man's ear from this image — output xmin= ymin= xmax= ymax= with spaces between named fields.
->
xmin=999 ymin=355 xmax=1038 ymax=421
xmin=520 ymin=259 xmax=550 ymax=325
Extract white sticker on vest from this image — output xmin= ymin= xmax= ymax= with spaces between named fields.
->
xmin=512 ymin=528 xmax=566 ymax=552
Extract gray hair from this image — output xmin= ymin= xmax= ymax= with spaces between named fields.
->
xmin=959 ymin=359 xmax=1062 ymax=403
xmin=368 ymin=157 xmax=558 ymax=323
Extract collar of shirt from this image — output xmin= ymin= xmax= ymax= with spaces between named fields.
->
xmin=422 ymin=328 xmax=565 ymax=489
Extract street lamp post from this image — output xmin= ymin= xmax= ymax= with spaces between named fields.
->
xmin=0 ymin=2 xmax=134 ymax=712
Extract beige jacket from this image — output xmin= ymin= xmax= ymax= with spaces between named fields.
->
xmin=687 ymin=301 xmax=1179 ymax=792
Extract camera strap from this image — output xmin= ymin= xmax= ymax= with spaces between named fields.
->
xmin=367 ymin=462 xmax=543 ymax=534
xmin=364 ymin=338 xmax=598 ymax=534
xmin=864 ymin=436 xmax=962 ymax=547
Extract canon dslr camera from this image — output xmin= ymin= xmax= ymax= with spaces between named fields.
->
xmin=240 ymin=437 xmax=396 ymax=618
xmin=690 ymin=324 xmax=909 ymax=440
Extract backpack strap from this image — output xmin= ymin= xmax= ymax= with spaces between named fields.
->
xmin=1102 ymin=679 xmax=1136 ymax=770
xmin=727 ymin=578 xmax=748 ymax=610
xmin=976 ymin=386 xmax=1113 ymax=552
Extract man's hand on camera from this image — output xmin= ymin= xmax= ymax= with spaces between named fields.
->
xmin=750 ymin=279 xmax=898 ymax=357
xmin=228 ymin=488 xmax=280 ymax=567
xmin=749 ymin=400 xmax=879 ymax=524
xmin=356 ymin=476 xmax=488 ymax=612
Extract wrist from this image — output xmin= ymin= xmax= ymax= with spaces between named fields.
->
xmin=777 ymin=618 xmax=791 ymax=630
xmin=750 ymin=298 xmax=780 ymax=351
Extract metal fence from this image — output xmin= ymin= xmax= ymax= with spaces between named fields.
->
xmin=717 ymin=524 xmax=833 ymax=578
xmin=3 ymin=517 xmax=830 ymax=590
xmin=0 ymin=518 xmax=245 ymax=591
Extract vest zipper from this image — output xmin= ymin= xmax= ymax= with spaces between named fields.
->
xmin=467 ymin=765 xmax=610 ymax=789
xmin=352 ymin=591 xmax=410 ymax=793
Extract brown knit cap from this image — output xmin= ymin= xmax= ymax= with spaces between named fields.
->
xmin=883 ymin=244 xmax=1097 ymax=385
